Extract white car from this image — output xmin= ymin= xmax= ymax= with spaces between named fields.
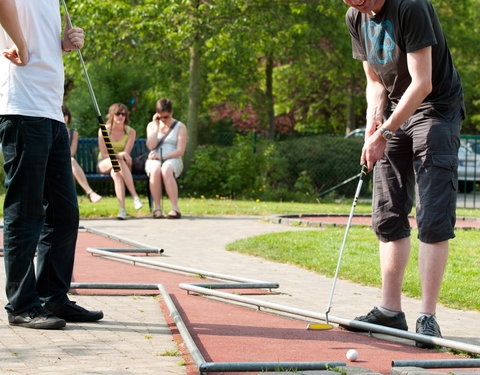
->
xmin=458 ymin=140 xmax=480 ymax=192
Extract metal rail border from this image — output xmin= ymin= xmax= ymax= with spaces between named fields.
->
xmin=71 ymin=282 xmax=346 ymax=373
xmin=74 ymin=226 xmax=480 ymax=372
xmin=392 ymin=359 xmax=480 ymax=369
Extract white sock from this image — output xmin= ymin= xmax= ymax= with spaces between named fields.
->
xmin=378 ymin=306 xmax=401 ymax=317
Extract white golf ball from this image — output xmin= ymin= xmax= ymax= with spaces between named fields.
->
xmin=346 ymin=349 xmax=358 ymax=361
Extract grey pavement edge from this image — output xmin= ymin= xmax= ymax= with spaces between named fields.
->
xmin=1 ymin=216 xmax=479 ymax=375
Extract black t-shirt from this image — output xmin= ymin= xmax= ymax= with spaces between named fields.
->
xmin=346 ymin=0 xmax=463 ymax=112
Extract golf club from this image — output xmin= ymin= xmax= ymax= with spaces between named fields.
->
xmin=60 ymin=0 xmax=120 ymax=172
xmin=307 ymin=164 xmax=369 ymax=330
xmin=318 ymin=170 xmax=364 ymax=197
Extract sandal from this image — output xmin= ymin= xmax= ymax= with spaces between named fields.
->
xmin=166 ymin=210 xmax=181 ymax=219
xmin=152 ymin=209 xmax=164 ymax=219
xmin=87 ymin=191 xmax=102 ymax=203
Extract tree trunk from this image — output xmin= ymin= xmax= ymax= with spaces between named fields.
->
xmin=265 ymin=53 xmax=275 ymax=141
xmin=185 ymin=38 xmax=201 ymax=168
xmin=346 ymin=75 xmax=356 ymax=135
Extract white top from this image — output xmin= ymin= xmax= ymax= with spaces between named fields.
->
xmin=154 ymin=121 xmax=183 ymax=158
xmin=0 ymin=0 xmax=64 ymax=123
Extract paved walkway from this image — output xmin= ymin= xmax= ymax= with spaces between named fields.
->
xmin=0 ymin=215 xmax=479 ymax=374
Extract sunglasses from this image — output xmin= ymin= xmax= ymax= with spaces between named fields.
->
xmin=156 ymin=115 xmax=170 ymax=120
xmin=115 ymin=112 xmax=127 ymax=116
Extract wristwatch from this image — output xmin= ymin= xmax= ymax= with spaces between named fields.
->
xmin=378 ymin=125 xmax=394 ymax=141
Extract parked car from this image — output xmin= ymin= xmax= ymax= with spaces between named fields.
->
xmin=458 ymin=140 xmax=480 ymax=192
xmin=345 ymin=127 xmax=366 ymax=139
xmin=345 ymin=127 xmax=480 ymax=192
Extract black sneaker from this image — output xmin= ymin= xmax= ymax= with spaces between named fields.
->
xmin=45 ymin=300 xmax=103 ymax=322
xmin=415 ymin=315 xmax=442 ymax=349
xmin=340 ymin=306 xmax=408 ymax=332
xmin=8 ymin=306 xmax=66 ymax=329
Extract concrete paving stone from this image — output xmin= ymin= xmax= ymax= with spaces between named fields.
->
xmin=390 ymin=370 xmax=438 ymax=375
xmin=341 ymin=366 xmax=383 ymax=374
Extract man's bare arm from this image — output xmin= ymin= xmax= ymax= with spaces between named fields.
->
xmin=382 ymin=46 xmax=433 ymax=131
xmin=0 ymin=0 xmax=28 ymax=65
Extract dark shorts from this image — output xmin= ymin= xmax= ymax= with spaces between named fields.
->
xmin=372 ymin=105 xmax=463 ymax=244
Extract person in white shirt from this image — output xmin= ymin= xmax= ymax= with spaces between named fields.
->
xmin=0 ymin=0 xmax=103 ymax=329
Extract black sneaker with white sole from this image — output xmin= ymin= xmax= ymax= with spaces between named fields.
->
xmin=415 ymin=315 xmax=442 ymax=349
xmin=45 ymin=300 xmax=103 ymax=322
xmin=340 ymin=306 xmax=408 ymax=332
xmin=8 ymin=306 xmax=66 ymax=329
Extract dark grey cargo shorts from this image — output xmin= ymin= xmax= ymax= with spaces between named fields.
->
xmin=372 ymin=105 xmax=463 ymax=244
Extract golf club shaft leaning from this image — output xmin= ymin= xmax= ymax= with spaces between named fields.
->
xmin=325 ymin=164 xmax=368 ymax=324
xmin=61 ymin=0 xmax=120 ymax=172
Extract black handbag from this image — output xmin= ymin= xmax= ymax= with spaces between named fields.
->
xmin=132 ymin=152 xmax=149 ymax=174
xmin=131 ymin=121 xmax=178 ymax=174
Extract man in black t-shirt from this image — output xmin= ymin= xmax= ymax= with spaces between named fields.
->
xmin=341 ymin=0 xmax=464 ymax=348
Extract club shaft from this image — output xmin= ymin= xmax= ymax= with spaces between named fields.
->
xmin=325 ymin=165 xmax=368 ymax=322
xmin=76 ymin=50 xmax=101 ymax=117
xmin=60 ymin=0 xmax=120 ymax=172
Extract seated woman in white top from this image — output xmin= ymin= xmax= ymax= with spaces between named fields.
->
xmin=145 ymin=98 xmax=187 ymax=218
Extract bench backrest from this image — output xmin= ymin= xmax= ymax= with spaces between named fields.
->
xmin=76 ymin=138 xmax=148 ymax=174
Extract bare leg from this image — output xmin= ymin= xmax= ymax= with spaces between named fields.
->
xmin=111 ymin=169 xmax=126 ymax=210
xmin=419 ymin=240 xmax=448 ymax=314
xmin=379 ymin=237 xmax=411 ymax=312
xmin=149 ymin=165 xmax=163 ymax=211
xmin=162 ymin=166 xmax=179 ymax=212
xmin=71 ymin=158 xmax=101 ymax=202
xmin=117 ymin=156 xmax=139 ymax=198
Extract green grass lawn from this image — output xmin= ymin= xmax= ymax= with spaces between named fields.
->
xmin=0 ymin=194 xmax=478 ymax=219
xmin=226 ymin=227 xmax=480 ymax=312
xmin=0 ymin=195 xmax=378 ymax=218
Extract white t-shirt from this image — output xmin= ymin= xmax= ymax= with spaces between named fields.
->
xmin=0 ymin=0 xmax=64 ymax=123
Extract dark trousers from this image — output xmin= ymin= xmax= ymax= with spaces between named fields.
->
xmin=0 ymin=115 xmax=79 ymax=315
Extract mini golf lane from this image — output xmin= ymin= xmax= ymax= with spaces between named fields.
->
xmin=2 ymin=231 xmax=476 ymax=374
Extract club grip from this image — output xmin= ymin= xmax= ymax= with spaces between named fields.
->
xmin=98 ymin=117 xmax=121 ymax=172
xmin=359 ymin=164 xmax=369 ymax=181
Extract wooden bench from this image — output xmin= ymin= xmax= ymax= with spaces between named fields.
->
xmin=76 ymin=138 xmax=151 ymax=204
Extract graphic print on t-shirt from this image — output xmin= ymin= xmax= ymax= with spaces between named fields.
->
xmin=363 ymin=20 xmax=395 ymax=65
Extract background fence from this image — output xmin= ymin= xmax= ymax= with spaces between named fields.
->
xmin=183 ymin=132 xmax=480 ymax=209
xmin=1 ymin=132 xmax=475 ymax=210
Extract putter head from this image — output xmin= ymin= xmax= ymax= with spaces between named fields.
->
xmin=306 ymin=322 xmax=334 ymax=330
xmin=307 ymin=309 xmax=334 ymax=329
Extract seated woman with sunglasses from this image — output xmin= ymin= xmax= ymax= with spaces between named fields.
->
xmin=97 ymin=103 xmax=143 ymax=219
xmin=62 ymin=105 xmax=102 ymax=203
xmin=145 ymin=98 xmax=187 ymax=218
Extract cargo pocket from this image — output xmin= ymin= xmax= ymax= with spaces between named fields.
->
xmin=431 ymin=154 xmax=458 ymax=191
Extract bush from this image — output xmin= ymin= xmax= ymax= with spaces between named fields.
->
xmin=182 ymin=134 xmax=366 ymax=201
xmin=183 ymin=135 xmax=265 ymax=198
xmin=266 ymin=135 xmax=365 ymax=197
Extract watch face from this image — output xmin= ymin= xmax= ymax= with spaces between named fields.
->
xmin=381 ymin=127 xmax=393 ymax=140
